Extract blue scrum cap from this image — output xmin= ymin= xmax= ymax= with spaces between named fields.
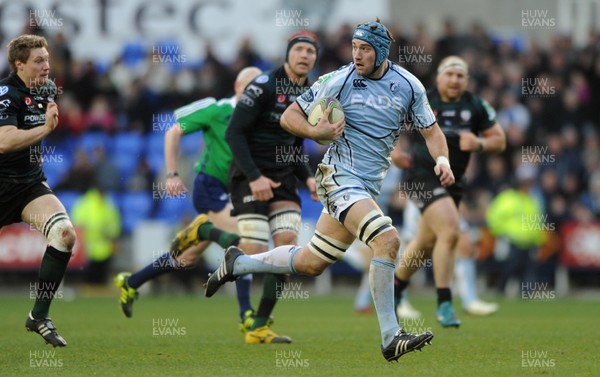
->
xmin=352 ymin=19 xmax=393 ymax=72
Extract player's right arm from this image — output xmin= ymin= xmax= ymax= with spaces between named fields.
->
xmin=0 ymin=101 xmax=58 ymax=154
xmin=164 ymin=123 xmax=187 ymax=195
xmin=284 ymin=70 xmax=346 ymax=143
xmin=165 ymin=98 xmax=216 ymax=195
xmin=226 ymin=77 xmax=281 ymax=201
xmin=281 ymin=102 xmax=343 ymax=142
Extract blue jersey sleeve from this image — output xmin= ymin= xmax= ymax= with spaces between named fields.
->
xmin=410 ymin=80 xmax=437 ymax=129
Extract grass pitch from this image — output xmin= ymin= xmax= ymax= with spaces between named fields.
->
xmin=1 ymin=291 xmax=598 ymax=376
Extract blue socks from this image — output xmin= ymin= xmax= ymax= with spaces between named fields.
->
xmin=370 ymin=258 xmax=400 ymax=347
xmin=128 ymin=253 xmax=178 ymax=289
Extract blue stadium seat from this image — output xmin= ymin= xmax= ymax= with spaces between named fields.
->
xmin=121 ymin=41 xmax=147 ymax=68
xmin=145 ymin=133 xmax=165 ymax=174
xmin=117 ymin=191 xmax=154 ymax=234
xmin=154 ymin=39 xmax=186 ymax=73
xmin=54 ymin=190 xmax=82 ymax=215
xmin=42 ymin=152 xmax=73 ymax=188
xmin=154 ymin=195 xmax=196 ymax=224
xmin=78 ymin=131 xmax=112 ymax=156
xmin=112 ymin=132 xmax=145 ymax=176
xmin=299 ymin=188 xmax=323 ymax=222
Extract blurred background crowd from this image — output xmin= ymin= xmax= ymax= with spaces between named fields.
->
xmin=1 ymin=11 xmax=599 ymax=292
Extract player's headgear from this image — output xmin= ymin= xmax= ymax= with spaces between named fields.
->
xmin=286 ymin=31 xmax=319 ymax=62
xmin=353 ymin=19 xmax=393 ymax=74
xmin=437 ymin=56 xmax=469 ymax=75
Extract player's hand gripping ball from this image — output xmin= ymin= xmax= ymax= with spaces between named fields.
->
xmin=307 ymin=97 xmax=344 ymax=145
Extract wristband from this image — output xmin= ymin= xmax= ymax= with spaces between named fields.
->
xmin=435 ymin=156 xmax=450 ymax=168
xmin=166 ymin=171 xmax=179 ymax=178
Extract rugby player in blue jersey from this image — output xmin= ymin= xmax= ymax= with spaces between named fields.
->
xmin=204 ymin=19 xmax=454 ymax=362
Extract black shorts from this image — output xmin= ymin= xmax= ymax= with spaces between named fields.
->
xmin=229 ymin=170 xmax=300 ymax=217
xmin=402 ymin=171 xmax=465 ymax=213
xmin=0 ymin=180 xmax=54 ymax=228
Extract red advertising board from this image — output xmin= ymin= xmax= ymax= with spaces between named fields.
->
xmin=560 ymin=221 xmax=600 ymax=269
xmin=0 ymin=223 xmax=86 ymax=270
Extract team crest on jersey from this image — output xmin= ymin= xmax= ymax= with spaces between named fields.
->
xmin=460 ymin=110 xmax=471 ymax=122
xmin=300 ymin=88 xmax=314 ymax=102
xmin=0 ymin=86 xmax=7 ymax=96
xmin=245 ymin=84 xmax=263 ymax=98
xmin=25 ymin=97 xmax=32 ymax=106
xmin=390 ymin=81 xmax=400 ymax=93
xmin=255 ymin=74 xmax=269 ymax=84
xmin=277 ymin=94 xmax=286 ymax=103
xmin=239 ymin=93 xmax=255 ymax=107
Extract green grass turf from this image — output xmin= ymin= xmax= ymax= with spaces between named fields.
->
xmin=1 ymin=293 xmax=598 ymax=376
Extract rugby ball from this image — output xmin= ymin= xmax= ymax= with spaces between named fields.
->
xmin=307 ymin=97 xmax=344 ymax=145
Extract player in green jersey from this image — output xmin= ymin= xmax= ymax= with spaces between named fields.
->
xmin=115 ymin=67 xmax=262 ymax=321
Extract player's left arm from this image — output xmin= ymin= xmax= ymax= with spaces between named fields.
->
xmin=411 ymin=79 xmax=454 ymax=186
xmin=459 ymin=97 xmax=506 ymax=153
xmin=459 ymin=123 xmax=506 ymax=153
xmin=419 ymin=123 xmax=455 ymax=187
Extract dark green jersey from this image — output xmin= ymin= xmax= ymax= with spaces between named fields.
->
xmin=0 ymin=73 xmax=57 ymax=184
xmin=225 ymin=66 xmax=313 ymax=182
xmin=410 ymin=89 xmax=496 ymax=180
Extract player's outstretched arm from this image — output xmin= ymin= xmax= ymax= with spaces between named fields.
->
xmin=0 ymin=102 xmax=57 ymax=154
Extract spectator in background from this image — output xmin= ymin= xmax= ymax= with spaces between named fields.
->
xmin=121 ymin=78 xmax=156 ymax=133
xmin=126 ymin=159 xmax=155 ymax=192
xmin=486 ymin=163 xmax=547 ymax=295
xmin=84 ymin=95 xmax=117 ymax=133
xmin=581 ymin=169 xmax=600 ymax=219
xmin=54 ymin=148 xmax=94 ymax=192
xmin=92 ymin=146 xmax=120 ymax=192
xmin=71 ymin=187 xmax=122 ymax=287
xmin=49 ymin=32 xmax=72 ymax=86
xmin=66 ymin=60 xmax=97 ymax=110
xmin=496 ymin=90 xmax=530 ymax=147
xmin=436 ymin=19 xmax=463 ymax=57
xmin=56 ymin=92 xmax=85 ymax=135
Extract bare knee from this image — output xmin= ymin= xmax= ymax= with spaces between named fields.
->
xmin=294 ymin=249 xmax=329 ymax=277
xmin=436 ymin=226 xmax=460 ymax=248
xmin=301 ymin=262 xmax=326 ymax=277
xmin=273 ymin=231 xmax=297 ymax=246
xmin=176 ymin=252 xmax=199 ymax=267
xmin=62 ymin=226 xmax=77 ymax=251
xmin=371 ymin=231 xmax=400 ymax=260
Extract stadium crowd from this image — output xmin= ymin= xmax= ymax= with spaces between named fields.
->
xmin=4 ymin=18 xmax=599 ymax=288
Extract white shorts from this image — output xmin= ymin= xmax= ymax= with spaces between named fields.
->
xmin=315 ymin=163 xmax=375 ymax=223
